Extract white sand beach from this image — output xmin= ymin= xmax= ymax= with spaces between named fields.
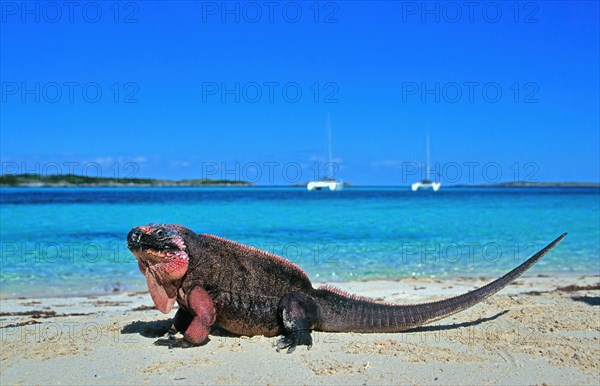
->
xmin=1 ymin=274 xmax=598 ymax=385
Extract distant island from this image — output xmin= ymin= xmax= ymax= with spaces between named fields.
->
xmin=1 ymin=174 xmax=597 ymax=188
xmin=0 ymin=174 xmax=252 ymax=187
xmin=456 ymin=181 xmax=600 ymax=188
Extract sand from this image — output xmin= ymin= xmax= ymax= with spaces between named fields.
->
xmin=1 ymin=274 xmax=599 ymax=385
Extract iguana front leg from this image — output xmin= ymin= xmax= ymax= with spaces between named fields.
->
xmin=183 ymin=286 xmax=216 ymax=344
xmin=155 ymin=287 xmax=216 ymax=348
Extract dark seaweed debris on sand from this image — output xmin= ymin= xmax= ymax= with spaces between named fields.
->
xmin=0 ymin=310 xmax=90 ymax=318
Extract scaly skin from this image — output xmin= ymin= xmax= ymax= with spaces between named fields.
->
xmin=127 ymin=224 xmax=567 ymax=353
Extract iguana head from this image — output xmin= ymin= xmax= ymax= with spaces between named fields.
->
xmin=127 ymin=223 xmax=192 ymax=313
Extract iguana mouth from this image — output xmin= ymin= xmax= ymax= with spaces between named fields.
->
xmin=133 ymin=248 xmax=186 ymax=264
xmin=127 ymin=224 xmax=186 ymax=259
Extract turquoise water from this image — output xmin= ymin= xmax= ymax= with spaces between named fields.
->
xmin=1 ymin=187 xmax=598 ymax=297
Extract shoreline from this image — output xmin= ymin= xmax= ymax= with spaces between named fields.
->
xmin=1 ymin=275 xmax=598 ymax=385
xmin=1 ymin=272 xmax=598 ymax=300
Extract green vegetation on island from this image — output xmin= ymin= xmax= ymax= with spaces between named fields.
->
xmin=0 ymin=174 xmax=252 ymax=187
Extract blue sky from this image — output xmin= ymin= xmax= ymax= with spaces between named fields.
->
xmin=1 ymin=1 xmax=598 ymax=185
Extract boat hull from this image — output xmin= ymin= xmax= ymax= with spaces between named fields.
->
xmin=307 ymin=180 xmax=344 ymax=191
xmin=411 ymin=181 xmax=441 ymax=191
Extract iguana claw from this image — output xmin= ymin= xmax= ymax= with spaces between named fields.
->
xmin=276 ymin=331 xmax=312 ymax=354
xmin=154 ymin=338 xmax=192 ymax=349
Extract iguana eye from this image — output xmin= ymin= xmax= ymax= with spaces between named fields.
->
xmin=154 ymin=229 xmax=164 ymax=237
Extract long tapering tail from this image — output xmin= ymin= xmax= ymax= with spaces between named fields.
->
xmin=315 ymin=233 xmax=567 ymax=333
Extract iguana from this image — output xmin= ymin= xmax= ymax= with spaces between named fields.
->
xmin=126 ymin=223 xmax=566 ymax=353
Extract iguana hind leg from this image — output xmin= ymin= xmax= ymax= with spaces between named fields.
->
xmin=276 ymin=292 xmax=318 ymax=354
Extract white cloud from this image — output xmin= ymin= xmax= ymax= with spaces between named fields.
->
xmin=94 ymin=157 xmax=114 ymax=165
xmin=170 ymin=160 xmax=191 ymax=167
xmin=370 ymin=160 xmax=404 ymax=169
xmin=132 ymin=156 xmax=147 ymax=163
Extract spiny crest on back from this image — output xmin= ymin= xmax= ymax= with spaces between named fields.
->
xmin=201 ymin=234 xmax=310 ymax=281
xmin=318 ymin=284 xmax=392 ymax=305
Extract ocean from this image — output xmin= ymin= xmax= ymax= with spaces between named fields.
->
xmin=1 ymin=187 xmax=598 ymax=298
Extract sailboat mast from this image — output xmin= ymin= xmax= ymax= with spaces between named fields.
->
xmin=327 ymin=113 xmax=334 ymax=177
xmin=425 ymin=129 xmax=430 ymax=175
xmin=327 ymin=113 xmax=333 ymax=166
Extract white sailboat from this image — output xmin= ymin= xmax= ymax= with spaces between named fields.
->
xmin=411 ymin=131 xmax=441 ymax=192
xmin=307 ymin=115 xmax=343 ymax=191
xmin=306 ymin=177 xmax=343 ymax=191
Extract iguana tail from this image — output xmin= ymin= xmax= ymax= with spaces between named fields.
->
xmin=314 ymin=233 xmax=566 ymax=333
